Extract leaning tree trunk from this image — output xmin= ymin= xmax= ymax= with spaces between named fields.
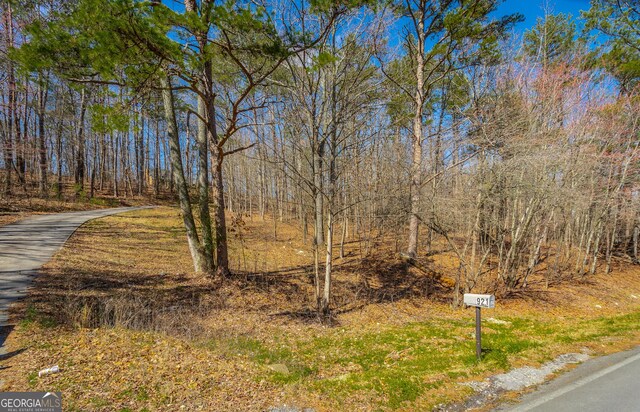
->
xmin=160 ymin=73 xmax=208 ymax=273
xmin=189 ymin=91 xmax=214 ymax=274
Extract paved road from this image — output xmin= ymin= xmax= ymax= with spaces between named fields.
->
xmin=0 ymin=207 xmax=146 ymax=326
xmin=0 ymin=207 xmax=147 ymax=389
xmin=497 ymin=346 xmax=640 ymax=411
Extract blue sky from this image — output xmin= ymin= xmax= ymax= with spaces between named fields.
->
xmin=497 ymin=0 xmax=592 ymax=31
xmin=381 ymin=0 xmax=595 ymax=51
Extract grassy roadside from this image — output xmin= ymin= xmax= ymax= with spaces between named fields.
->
xmin=5 ymin=308 xmax=640 ymax=411
xmin=2 ymin=207 xmax=640 ymax=411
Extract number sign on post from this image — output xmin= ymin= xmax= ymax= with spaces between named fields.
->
xmin=463 ymin=294 xmax=495 ymax=360
xmin=463 ymin=294 xmax=495 ymax=309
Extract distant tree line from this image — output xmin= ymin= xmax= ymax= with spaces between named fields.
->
xmin=0 ymin=0 xmax=638 ymax=314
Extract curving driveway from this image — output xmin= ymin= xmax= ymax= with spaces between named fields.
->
xmin=0 ymin=207 xmax=147 ymax=327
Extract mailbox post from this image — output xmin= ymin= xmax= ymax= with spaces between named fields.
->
xmin=463 ymin=294 xmax=495 ymax=360
xmin=475 ymin=306 xmax=481 ymax=360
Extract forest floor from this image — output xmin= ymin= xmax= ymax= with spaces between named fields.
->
xmin=1 ymin=207 xmax=640 ymax=411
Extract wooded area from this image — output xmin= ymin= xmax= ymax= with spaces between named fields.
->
xmin=0 ymin=0 xmax=638 ymax=315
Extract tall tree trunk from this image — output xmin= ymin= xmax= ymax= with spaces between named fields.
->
xmin=406 ymin=18 xmax=425 ymax=259
xmin=90 ymin=132 xmax=97 ymax=199
xmin=112 ymin=132 xmax=118 ymax=197
xmin=340 ymin=213 xmax=347 ymax=259
xmin=17 ymin=77 xmax=26 ymax=188
xmin=160 ymin=73 xmax=208 ymax=273
xmin=185 ymin=0 xmax=216 ymax=275
xmin=99 ymin=132 xmax=106 ymax=191
xmin=212 ymin=146 xmax=230 ymax=277
xmin=136 ymin=111 xmax=145 ymax=195
xmin=313 ymin=140 xmax=325 ymax=246
xmin=75 ymin=88 xmax=88 ymax=195
xmin=633 ymin=225 xmax=639 ymax=261
xmin=321 ymin=53 xmax=340 ymax=316
xmin=258 ymin=140 xmax=266 ymax=220
xmin=37 ymin=74 xmax=49 ymax=197
xmin=195 ymin=83 xmax=214 ymax=274
xmin=321 ymin=211 xmax=333 ymax=316
xmin=154 ymin=117 xmax=160 ymax=196
xmin=56 ymin=120 xmax=63 ymax=199
xmin=3 ymin=5 xmax=14 ymax=196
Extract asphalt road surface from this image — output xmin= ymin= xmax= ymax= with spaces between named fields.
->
xmin=497 ymin=346 xmax=640 ymax=412
xmin=0 ymin=207 xmax=146 ymax=326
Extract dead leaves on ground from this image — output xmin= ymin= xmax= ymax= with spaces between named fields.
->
xmin=2 ymin=326 xmax=287 ymax=411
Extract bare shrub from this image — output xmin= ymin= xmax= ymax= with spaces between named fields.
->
xmin=56 ymin=292 xmax=224 ymax=340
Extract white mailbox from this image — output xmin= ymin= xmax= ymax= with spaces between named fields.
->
xmin=463 ymin=293 xmax=495 ymax=308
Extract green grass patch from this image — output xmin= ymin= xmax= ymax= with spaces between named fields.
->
xmin=27 ymin=371 xmax=38 ymax=387
xmin=88 ymin=197 xmax=119 ymax=207
xmin=19 ymin=305 xmax=57 ymax=329
xmin=117 ymin=387 xmax=150 ymax=402
xmin=89 ymin=397 xmax=111 ymax=408
xmin=201 ymin=335 xmax=314 ymax=383
xmin=238 ymin=310 xmax=640 ymax=410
